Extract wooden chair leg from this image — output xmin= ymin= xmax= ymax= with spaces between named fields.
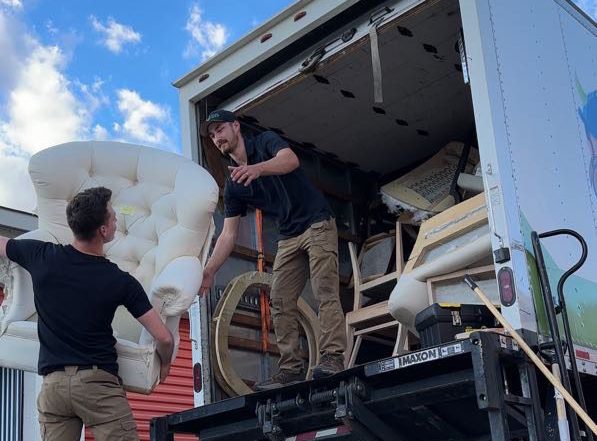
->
xmin=348 ymin=335 xmax=363 ymax=368
xmin=345 ymin=321 xmax=355 ymax=368
xmin=392 ymin=323 xmax=408 ymax=355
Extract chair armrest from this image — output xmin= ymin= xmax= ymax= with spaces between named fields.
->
xmin=388 ymin=233 xmax=491 ymax=329
xmin=1 ymin=230 xmax=59 ymax=334
xmin=138 ymin=256 xmax=202 ymax=348
xmin=149 ymin=256 xmax=203 ymax=317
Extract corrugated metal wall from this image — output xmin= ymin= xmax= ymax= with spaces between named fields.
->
xmin=0 ymin=367 xmax=24 ymax=441
xmin=85 ymin=318 xmax=196 ymax=440
xmin=1 ymin=288 xmax=26 ymax=441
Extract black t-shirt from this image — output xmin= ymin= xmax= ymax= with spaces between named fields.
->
xmin=6 ymin=239 xmax=153 ymax=376
xmin=224 ymin=131 xmax=332 ymax=238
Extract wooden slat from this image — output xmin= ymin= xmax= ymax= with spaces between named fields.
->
xmin=346 ymin=300 xmax=392 ymax=326
xmin=353 ymin=320 xmax=399 ymax=336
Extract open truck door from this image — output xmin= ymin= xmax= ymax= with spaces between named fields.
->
xmin=460 ymin=0 xmax=597 ymax=371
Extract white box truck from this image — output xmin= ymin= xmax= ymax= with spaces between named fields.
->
xmin=157 ymin=0 xmax=597 ymax=439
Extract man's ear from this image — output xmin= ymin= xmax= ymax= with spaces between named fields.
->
xmin=232 ymin=120 xmax=240 ymax=131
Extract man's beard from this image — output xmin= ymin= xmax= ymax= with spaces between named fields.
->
xmin=219 ymin=138 xmax=236 ymax=154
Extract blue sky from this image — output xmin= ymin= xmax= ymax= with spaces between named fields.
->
xmin=0 ymin=0 xmax=595 ymax=213
xmin=0 ymin=0 xmax=293 ymax=212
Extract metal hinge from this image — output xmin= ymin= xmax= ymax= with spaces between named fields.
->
xmin=300 ymin=27 xmax=357 ymax=73
xmin=457 ymin=28 xmax=470 ymax=84
xmin=369 ymin=6 xmax=394 ymax=25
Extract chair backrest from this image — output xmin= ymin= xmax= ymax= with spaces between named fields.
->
xmin=28 ymin=141 xmax=218 ymax=342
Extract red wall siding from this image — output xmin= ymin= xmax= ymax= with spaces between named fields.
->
xmin=86 ymin=318 xmax=196 ymax=440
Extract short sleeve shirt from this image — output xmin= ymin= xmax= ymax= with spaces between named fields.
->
xmin=6 ymin=239 xmax=153 ymax=376
xmin=224 ymin=131 xmax=332 ymax=238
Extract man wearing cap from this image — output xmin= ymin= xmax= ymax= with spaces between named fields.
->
xmin=199 ymin=109 xmax=346 ymax=390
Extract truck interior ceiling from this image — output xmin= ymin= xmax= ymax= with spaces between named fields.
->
xmin=236 ymin=0 xmax=475 ymax=179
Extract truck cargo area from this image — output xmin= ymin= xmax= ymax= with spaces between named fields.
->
xmin=196 ymin=0 xmax=495 ymax=394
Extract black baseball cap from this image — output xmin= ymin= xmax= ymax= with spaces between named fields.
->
xmin=200 ymin=109 xmax=237 ymax=137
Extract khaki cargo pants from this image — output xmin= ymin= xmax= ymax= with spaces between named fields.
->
xmin=271 ymin=218 xmax=347 ymax=372
xmin=37 ymin=366 xmax=138 ymax=441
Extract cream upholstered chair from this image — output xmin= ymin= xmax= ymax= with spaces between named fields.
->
xmin=388 ymin=193 xmax=493 ymax=332
xmin=0 ymin=141 xmax=218 ymax=393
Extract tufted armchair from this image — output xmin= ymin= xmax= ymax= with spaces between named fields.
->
xmin=0 ymin=141 xmax=218 ymax=393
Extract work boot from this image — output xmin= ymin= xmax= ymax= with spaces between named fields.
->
xmin=312 ymin=353 xmax=344 ymax=379
xmin=253 ymin=369 xmax=305 ymax=391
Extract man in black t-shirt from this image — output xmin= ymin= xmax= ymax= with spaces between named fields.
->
xmin=0 ymin=187 xmax=174 ymax=441
xmin=198 ymin=110 xmax=346 ymax=390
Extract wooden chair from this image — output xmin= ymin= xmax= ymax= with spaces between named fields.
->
xmin=345 ymin=221 xmax=408 ymax=367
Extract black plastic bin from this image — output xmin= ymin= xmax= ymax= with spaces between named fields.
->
xmin=415 ymin=303 xmax=498 ymax=348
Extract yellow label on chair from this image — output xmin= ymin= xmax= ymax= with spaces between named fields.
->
xmin=118 ymin=205 xmax=136 ymax=216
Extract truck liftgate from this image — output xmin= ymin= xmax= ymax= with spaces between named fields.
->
xmin=150 ymin=332 xmax=547 ymax=441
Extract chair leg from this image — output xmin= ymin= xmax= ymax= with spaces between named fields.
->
xmin=345 ymin=322 xmax=355 ymax=368
xmin=392 ymin=323 xmax=408 ymax=355
xmin=348 ymin=335 xmax=363 ymax=368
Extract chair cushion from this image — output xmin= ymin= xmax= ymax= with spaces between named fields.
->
xmin=0 ymin=320 xmax=161 ymax=393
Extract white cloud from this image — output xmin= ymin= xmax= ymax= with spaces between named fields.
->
xmin=0 ymin=154 xmax=35 ymax=212
xmin=0 ymin=11 xmax=108 ymax=212
xmin=45 ymin=19 xmax=58 ymax=35
xmin=0 ymin=0 xmax=22 ymax=9
xmin=90 ymin=15 xmax=141 ymax=54
xmin=0 ymin=43 xmax=87 ymax=211
xmin=2 ymin=44 xmax=86 ymax=155
xmin=0 ymin=11 xmax=26 ymax=92
xmin=115 ymin=89 xmax=170 ymax=146
xmin=184 ymin=3 xmax=228 ymax=61
xmin=92 ymin=123 xmax=108 ymax=140
xmin=76 ymin=77 xmax=109 ymax=118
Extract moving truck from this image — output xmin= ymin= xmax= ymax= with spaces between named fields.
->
xmin=156 ymin=0 xmax=597 ymax=439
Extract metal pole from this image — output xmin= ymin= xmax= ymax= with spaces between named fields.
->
xmin=537 ymin=229 xmax=593 ymax=441
xmin=531 ymin=231 xmax=581 ymax=441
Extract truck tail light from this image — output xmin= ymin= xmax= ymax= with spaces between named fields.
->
xmin=498 ymin=267 xmax=516 ymax=306
xmin=193 ymin=363 xmax=202 ymax=393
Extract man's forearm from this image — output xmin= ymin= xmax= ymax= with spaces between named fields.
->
xmin=205 ymin=233 xmax=235 ymax=274
xmin=156 ymin=335 xmax=174 ymax=366
xmin=0 ymin=236 xmax=9 ymax=259
xmin=257 ymin=149 xmax=299 ymax=176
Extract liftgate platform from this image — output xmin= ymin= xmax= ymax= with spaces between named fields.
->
xmin=150 ymin=332 xmax=547 ymax=441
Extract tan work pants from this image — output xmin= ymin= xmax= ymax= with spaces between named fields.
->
xmin=37 ymin=366 xmax=138 ymax=441
xmin=271 ymin=218 xmax=346 ymax=372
